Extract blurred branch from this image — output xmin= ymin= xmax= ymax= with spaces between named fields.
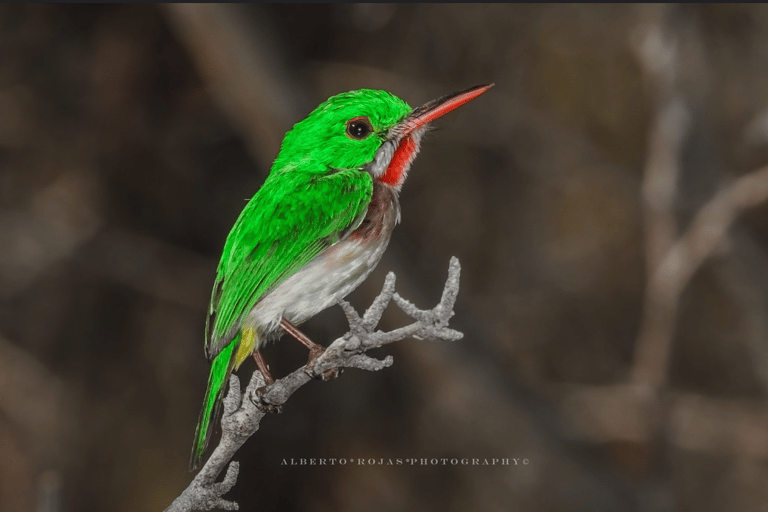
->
xmin=161 ymin=4 xmax=306 ymax=170
xmin=0 ymin=171 xmax=103 ymax=299
xmin=628 ymin=4 xmax=768 ymax=449
xmin=714 ymin=235 xmax=768 ymax=395
xmin=633 ymin=162 xmax=768 ymax=395
xmin=631 ymin=15 xmax=691 ymax=397
xmin=558 ymin=384 xmax=768 ymax=459
xmin=0 ymin=335 xmax=69 ymax=460
xmin=0 ymin=336 xmax=68 ymax=512
xmin=657 ymin=165 xmax=768 ymax=296
xmin=164 ymin=258 xmax=464 ymax=512
xmin=83 ymin=228 xmax=214 ymax=310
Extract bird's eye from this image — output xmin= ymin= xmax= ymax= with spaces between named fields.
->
xmin=346 ymin=117 xmax=373 ymax=140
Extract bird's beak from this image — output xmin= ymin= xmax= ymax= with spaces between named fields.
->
xmin=399 ymin=83 xmax=494 ymax=136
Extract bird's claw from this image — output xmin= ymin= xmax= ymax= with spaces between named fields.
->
xmin=304 ymin=364 xmax=342 ymax=381
xmin=303 ymin=344 xmax=341 ymax=381
xmin=249 ymin=387 xmax=283 ymax=414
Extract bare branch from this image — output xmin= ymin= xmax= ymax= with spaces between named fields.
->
xmin=164 ymin=258 xmax=463 ymax=512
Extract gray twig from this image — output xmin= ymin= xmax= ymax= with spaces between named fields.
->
xmin=164 ymin=257 xmax=463 ymax=512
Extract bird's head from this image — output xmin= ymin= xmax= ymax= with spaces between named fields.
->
xmin=272 ymin=85 xmax=493 ymax=191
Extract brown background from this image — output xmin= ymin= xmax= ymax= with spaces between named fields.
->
xmin=3 ymin=4 xmax=768 ymax=512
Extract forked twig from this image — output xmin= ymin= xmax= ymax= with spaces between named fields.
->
xmin=164 ymin=257 xmax=464 ymax=512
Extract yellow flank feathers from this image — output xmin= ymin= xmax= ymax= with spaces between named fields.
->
xmin=234 ymin=326 xmax=257 ymax=369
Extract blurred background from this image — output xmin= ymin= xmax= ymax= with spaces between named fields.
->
xmin=3 ymin=4 xmax=768 ymax=511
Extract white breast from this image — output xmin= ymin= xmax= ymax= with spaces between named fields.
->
xmin=246 ymin=181 xmax=399 ymax=344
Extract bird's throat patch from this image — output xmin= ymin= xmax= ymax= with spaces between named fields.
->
xmin=379 ymin=136 xmax=417 ymax=188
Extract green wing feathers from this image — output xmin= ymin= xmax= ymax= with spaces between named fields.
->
xmin=190 ymin=336 xmax=237 ymax=470
xmin=206 ymin=167 xmax=373 ymax=358
xmin=190 ymin=167 xmax=372 ymax=468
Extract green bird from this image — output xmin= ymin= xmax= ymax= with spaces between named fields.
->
xmin=191 ymin=84 xmax=493 ymax=469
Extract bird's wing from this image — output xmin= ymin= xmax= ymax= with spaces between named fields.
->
xmin=204 ymin=167 xmax=373 ymax=359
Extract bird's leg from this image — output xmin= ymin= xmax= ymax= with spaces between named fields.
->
xmin=250 ymin=349 xmax=282 ymax=413
xmin=279 ymin=318 xmax=324 ymax=362
xmin=252 ymin=349 xmax=275 ymax=385
xmin=279 ymin=318 xmax=339 ymax=380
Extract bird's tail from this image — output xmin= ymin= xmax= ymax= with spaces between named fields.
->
xmin=189 ymin=335 xmax=238 ymax=471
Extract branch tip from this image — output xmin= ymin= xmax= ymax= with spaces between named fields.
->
xmin=338 ymin=299 xmax=361 ymax=327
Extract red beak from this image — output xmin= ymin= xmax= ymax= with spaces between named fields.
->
xmin=400 ymin=83 xmax=494 ymax=136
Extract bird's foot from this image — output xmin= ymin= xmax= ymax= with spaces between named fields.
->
xmin=252 ymin=350 xmax=275 ymax=385
xmin=249 ymin=387 xmax=283 ymax=414
xmin=304 ymin=345 xmax=342 ymax=381
xmin=279 ymin=318 xmax=341 ymax=380
xmin=305 ymin=365 xmax=342 ymax=381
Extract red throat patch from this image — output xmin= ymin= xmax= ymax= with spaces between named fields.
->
xmin=379 ymin=136 xmax=417 ymax=188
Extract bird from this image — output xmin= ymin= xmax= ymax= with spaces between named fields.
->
xmin=190 ymin=83 xmax=493 ymax=469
